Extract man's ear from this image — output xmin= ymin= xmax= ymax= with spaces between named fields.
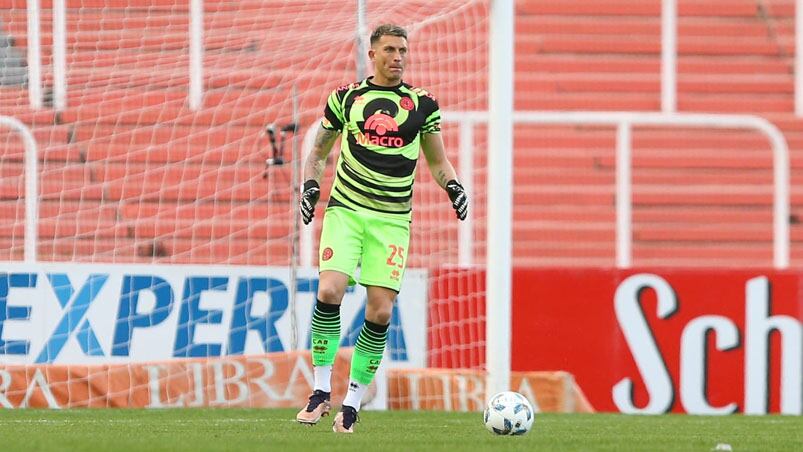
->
xmin=368 ymin=48 xmax=375 ymax=61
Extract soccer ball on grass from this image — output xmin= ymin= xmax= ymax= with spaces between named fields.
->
xmin=483 ymin=391 xmax=534 ymax=435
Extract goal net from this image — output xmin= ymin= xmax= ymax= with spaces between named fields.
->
xmin=0 ymin=0 xmax=491 ymax=410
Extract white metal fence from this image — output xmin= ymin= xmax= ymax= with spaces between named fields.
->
xmin=298 ymin=111 xmax=792 ymax=269
xmin=444 ymin=111 xmax=792 ymax=270
xmin=0 ymin=116 xmax=38 ymax=263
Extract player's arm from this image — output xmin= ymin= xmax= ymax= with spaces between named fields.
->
xmin=299 ymin=125 xmax=340 ymax=225
xmin=300 ymin=84 xmax=347 ymax=225
xmin=304 ymin=125 xmax=339 ymax=183
xmin=421 ymin=132 xmax=457 ymax=188
xmin=421 ymin=132 xmax=468 ymax=221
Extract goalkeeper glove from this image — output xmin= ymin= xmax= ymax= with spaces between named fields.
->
xmin=299 ymin=180 xmax=321 ymax=225
xmin=445 ymin=179 xmax=468 ymax=221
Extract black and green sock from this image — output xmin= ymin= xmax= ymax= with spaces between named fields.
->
xmin=310 ymin=300 xmax=340 ymax=367
xmin=349 ymin=320 xmax=389 ymax=385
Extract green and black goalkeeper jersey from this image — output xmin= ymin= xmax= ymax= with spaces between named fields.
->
xmin=321 ymin=77 xmax=441 ymax=220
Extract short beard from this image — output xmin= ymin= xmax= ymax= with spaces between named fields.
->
xmin=385 ymin=70 xmax=402 ymax=82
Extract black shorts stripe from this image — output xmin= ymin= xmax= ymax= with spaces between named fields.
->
xmin=327 ymin=196 xmax=354 ymax=210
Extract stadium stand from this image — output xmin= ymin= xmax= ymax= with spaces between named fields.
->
xmin=515 ymin=0 xmax=802 ymax=267
xmin=0 ymin=0 xmax=801 ymax=267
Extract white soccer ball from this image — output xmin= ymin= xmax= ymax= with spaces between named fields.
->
xmin=483 ymin=391 xmax=534 ymax=435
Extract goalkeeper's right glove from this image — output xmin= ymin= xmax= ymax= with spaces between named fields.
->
xmin=445 ymin=179 xmax=468 ymax=221
xmin=299 ymin=180 xmax=321 ymax=225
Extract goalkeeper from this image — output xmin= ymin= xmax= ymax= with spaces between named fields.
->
xmin=295 ymin=24 xmax=468 ymax=433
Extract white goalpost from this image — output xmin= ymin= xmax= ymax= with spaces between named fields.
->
xmin=485 ymin=0 xmax=514 ymax=399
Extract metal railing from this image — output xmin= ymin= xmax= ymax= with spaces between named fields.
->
xmin=298 ymin=111 xmax=791 ymax=269
xmin=444 ymin=110 xmax=791 ymax=269
xmin=0 ymin=116 xmax=39 ymax=263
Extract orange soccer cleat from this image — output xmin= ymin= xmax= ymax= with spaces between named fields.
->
xmin=295 ymin=390 xmax=332 ymax=425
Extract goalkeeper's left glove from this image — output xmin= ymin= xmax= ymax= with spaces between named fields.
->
xmin=445 ymin=179 xmax=468 ymax=221
xmin=299 ymin=180 xmax=321 ymax=225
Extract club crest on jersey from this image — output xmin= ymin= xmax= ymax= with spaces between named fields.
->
xmin=322 ymin=247 xmax=334 ymax=261
xmin=400 ymin=97 xmax=414 ymax=111
xmin=357 ymin=113 xmax=403 ymax=147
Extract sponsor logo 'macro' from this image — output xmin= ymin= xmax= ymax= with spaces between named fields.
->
xmin=357 ymin=113 xmax=403 ymax=147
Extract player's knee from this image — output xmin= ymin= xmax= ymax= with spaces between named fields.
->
xmin=317 ymin=285 xmax=345 ymax=304
xmin=370 ymin=309 xmax=392 ymax=325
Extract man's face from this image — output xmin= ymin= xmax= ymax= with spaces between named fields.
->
xmin=369 ymin=35 xmax=408 ymax=83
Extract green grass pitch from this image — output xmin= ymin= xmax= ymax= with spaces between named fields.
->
xmin=0 ymin=409 xmax=801 ymax=451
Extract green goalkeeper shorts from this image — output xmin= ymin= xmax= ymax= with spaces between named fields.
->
xmin=318 ymin=206 xmax=410 ymax=292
